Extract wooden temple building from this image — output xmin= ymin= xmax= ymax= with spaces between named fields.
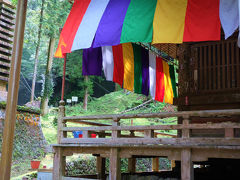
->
xmin=0 ymin=0 xmax=14 ymax=102
xmin=0 ymin=0 xmax=240 ymax=180
xmin=51 ymin=33 xmax=240 ymax=180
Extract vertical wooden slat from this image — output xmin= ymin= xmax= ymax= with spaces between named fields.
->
xmin=236 ymin=43 xmax=240 ymax=88
xmin=0 ymin=1 xmax=28 ymax=179
xmin=231 ymin=42 xmax=235 ymax=88
xmin=199 ymin=47 xmax=203 ymax=90
xmin=226 ymin=42 xmax=231 ymax=89
xmin=208 ymin=45 xmax=212 ymax=90
xmin=222 ymin=42 xmax=226 ymax=89
xmin=204 ymin=46 xmax=207 ymax=91
xmin=217 ymin=44 xmax=221 ymax=90
xmin=212 ymin=45 xmax=216 ymax=90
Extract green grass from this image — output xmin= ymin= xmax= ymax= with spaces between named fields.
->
xmin=41 ymin=90 xmax=177 ymax=145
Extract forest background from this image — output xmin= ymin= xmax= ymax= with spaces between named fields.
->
xmin=13 ymin=0 xmax=114 ymax=109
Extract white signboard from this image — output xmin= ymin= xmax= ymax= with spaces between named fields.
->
xmin=72 ymin=96 xmax=78 ymax=102
xmin=66 ymin=99 xmax=72 ymax=103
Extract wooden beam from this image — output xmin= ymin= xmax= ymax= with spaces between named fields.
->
xmin=62 ymin=122 xmax=240 ymax=132
xmin=181 ymin=149 xmax=194 ymax=180
xmin=109 ymin=148 xmax=121 ymax=180
xmin=0 ymin=0 xmax=27 ymax=179
xmin=60 ymin=137 xmax=240 ymax=146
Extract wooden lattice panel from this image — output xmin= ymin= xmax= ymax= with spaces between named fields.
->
xmin=191 ymin=39 xmax=240 ymax=94
xmin=0 ymin=1 xmax=15 ymax=83
xmin=153 ymin=43 xmax=178 ymax=59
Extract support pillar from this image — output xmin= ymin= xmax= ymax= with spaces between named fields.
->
xmin=0 ymin=0 xmax=28 ymax=179
xmin=152 ymin=158 xmax=159 ymax=172
xmin=53 ymin=147 xmax=66 ymax=180
xmin=97 ymin=156 xmax=106 ymax=180
xmin=128 ymin=157 xmax=136 ymax=174
xmin=110 ymin=148 xmax=121 ymax=180
xmin=181 ymin=149 xmax=194 ymax=180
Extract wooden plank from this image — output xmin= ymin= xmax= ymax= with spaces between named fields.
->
xmin=0 ymin=53 xmax=10 ymax=62
xmin=0 ymin=29 xmax=14 ymax=37
xmin=181 ymin=149 xmax=194 ymax=180
xmin=110 ymin=148 xmax=121 ymax=180
xmin=63 ymin=109 xmax=240 ymax=121
xmin=0 ymin=0 xmax=26 ymax=179
xmin=0 ymin=32 xmax=13 ymax=43
xmin=67 ymin=120 xmax=110 ymax=127
xmin=62 ymin=122 xmax=240 ymax=132
xmin=0 ymin=75 xmax=8 ymax=82
xmin=60 ymin=137 xmax=240 ymax=146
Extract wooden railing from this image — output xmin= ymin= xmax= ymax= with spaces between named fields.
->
xmin=57 ymin=101 xmax=240 ymax=148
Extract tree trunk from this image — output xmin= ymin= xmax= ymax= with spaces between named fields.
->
xmin=31 ymin=0 xmax=45 ymax=102
xmin=41 ymin=37 xmax=55 ymax=115
xmin=83 ymin=76 xmax=89 ymax=110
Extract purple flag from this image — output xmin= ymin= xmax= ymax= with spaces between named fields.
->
xmin=141 ymin=47 xmax=149 ymax=96
xmin=92 ymin=0 xmax=131 ymax=48
xmin=82 ymin=47 xmax=103 ymax=76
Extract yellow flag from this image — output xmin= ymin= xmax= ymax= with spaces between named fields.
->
xmin=152 ymin=0 xmax=188 ymax=44
xmin=162 ymin=61 xmax=173 ymax=104
xmin=122 ymin=43 xmax=134 ymax=92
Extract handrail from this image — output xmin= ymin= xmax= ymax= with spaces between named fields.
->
xmin=63 ymin=109 xmax=240 ymax=122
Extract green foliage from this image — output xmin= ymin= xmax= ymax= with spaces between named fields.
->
xmin=41 ymin=72 xmax=54 ymax=99
xmin=0 ymin=101 xmax=40 ymax=114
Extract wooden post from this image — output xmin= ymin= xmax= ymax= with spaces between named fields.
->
xmin=53 ymin=147 xmax=66 ymax=180
xmin=110 ymin=148 xmax=121 ymax=180
xmin=61 ymin=54 xmax=67 ymax=100
xmin=58 ymin=100 xmax=66 ymax=144
xmin=112 ymin=117 xmax=120 ymax=138
xmin=97 ymin=156 xmax=106 ymax=180
xmin=128 ymin=131 xmax=136 ymax=173
xmin=181 ymin=115 xmax=193 ymax=180
xmin=152 ymin=133 xmax=159 ymax=172
xmin=225 ymin=128 xmax=234 ymax=138
xmin=181 ymin=149 xmax=194 ymax=180
xmin=182 ymin=115 xmax=190 ymax=138
xmin=152 ymin=158 xmax=159 ymax=172
xmin=0 ymin=0 xmax=28 ymax=179
xmin=128 ymin=157 xmax=136 ymax=174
